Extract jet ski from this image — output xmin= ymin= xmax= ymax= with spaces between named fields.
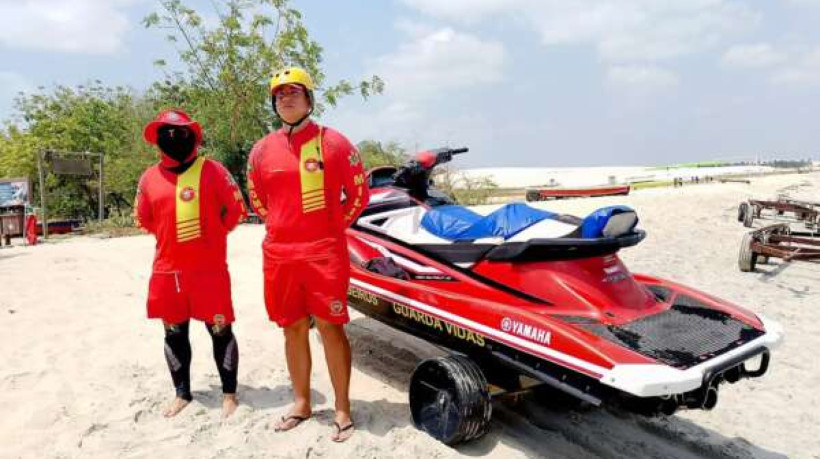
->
xmin=345 ymin=147 xmax=783 ymax=445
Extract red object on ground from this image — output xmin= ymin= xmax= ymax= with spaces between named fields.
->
xmin=25 ymin=214 xmax=37 ymax=245
xmin=528 ymin=184 xmax=631 ymax=200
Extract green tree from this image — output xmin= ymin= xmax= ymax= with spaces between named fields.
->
xmin=356 ymin=140 xmax=407 ymax=169
xmin=143 ymin=0 xmax=383 ymax=184
xmin=1 ymin=83 xmax=156 ymax=219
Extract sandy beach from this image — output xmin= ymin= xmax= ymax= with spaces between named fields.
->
xmin=2 ymin=171 xmax=818 ymax=459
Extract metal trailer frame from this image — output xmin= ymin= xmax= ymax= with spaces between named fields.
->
xmin=737 ymin=198 xmax=820 ymax=229
xmin=738 ymin=223 xmax=820 ymax=272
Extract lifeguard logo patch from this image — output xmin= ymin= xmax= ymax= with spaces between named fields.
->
xmin=179 ymin=186 xmax=197 ymax=202
xmin=304 ymin=158 xmax=321 ymax=172
xmin=329 ymin=300 xmax=344 ymax=316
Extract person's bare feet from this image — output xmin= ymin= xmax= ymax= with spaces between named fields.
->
xmin=163 ymin=396 xmax=190 ymax=417
xmin=222 ymin=394 xmax=238 ymax=418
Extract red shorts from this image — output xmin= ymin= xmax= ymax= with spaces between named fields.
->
xmin=263 ymin=255 xmax=350 ymax=327
xmin=146 ymin=270 xmax=235 ymax=325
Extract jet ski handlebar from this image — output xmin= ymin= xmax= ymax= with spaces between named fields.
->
xmin=391 ymin=146 xmax=468 ymax=203
xmin=416 ymin=147 xmax=469 ymax=169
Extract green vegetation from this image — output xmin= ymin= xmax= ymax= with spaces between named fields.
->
xmin=630 ymin=180 xmax=676 ymax=190
xmin=356 ymin=140 xmax=407 ymax=169
xmin=649 ymin=161 xmax=731 ymax=170
xmin=0 ymin=0 xmax=382 ymax=221
xmin=434 ymin=167 xmax=499 ymax=206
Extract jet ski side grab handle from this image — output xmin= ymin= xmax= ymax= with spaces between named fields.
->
xmin=484 ymin=230 xmax=647 ymax=262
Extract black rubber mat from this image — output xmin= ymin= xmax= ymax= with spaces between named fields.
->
xmin=558 ymin=294 xmax=764 ymax=369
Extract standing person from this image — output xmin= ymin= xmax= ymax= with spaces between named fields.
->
xmin=247 ymin=67 xmax=369 ymax=442
xmin=135 ymin=109 xmax=247 ymax=418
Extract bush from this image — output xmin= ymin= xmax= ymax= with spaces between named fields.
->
xmin=82 ymin=210 xmax=142 ymax=238
xmin=433 ymin=166 xmax=498 ymax=206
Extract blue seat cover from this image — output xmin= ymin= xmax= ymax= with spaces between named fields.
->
xmin=421 ymin=203 xmax=639 ymax=242
xmin=421 ymin=203 xmax=556 ymax=241
xmin=580 ymin=205 xmax=638 ymax=238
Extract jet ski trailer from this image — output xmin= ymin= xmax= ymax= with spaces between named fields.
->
xmin=346 ymin=147 xmax=783 ymax=445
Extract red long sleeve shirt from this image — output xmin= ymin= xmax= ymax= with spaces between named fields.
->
xmin=247 ymin=122 xmax=369 ymax=264
xmin=135 ymin=156 xmax=247 ymax=272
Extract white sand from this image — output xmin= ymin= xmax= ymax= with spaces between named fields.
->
xmin=1 ymin=172 xmax=818 ymax=458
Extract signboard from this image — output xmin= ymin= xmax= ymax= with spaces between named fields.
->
xmin=0 ymin=178 xmax=29 ymax=207
xmin=52 ymin=157 xmax=93 ymax=176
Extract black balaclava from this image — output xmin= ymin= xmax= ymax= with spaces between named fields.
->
xmin=157 ymin=125 xmax=197 ymax=164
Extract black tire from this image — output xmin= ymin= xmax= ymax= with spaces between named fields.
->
xmin=738 ymin=202 xmax=748 ymax=222
xmin=409 ymin=355 xmax=492 ymax=445
xmin=525 ymin=190 xmax=541 ymax=202
xmin=743 ymin=205 xmax=755 ymax=228
xmin=738 ymin=232 xmax=757 ymax=272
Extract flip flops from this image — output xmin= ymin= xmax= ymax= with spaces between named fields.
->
xmin=331 ymin=421 xmax=355 ymax=443
xmin=273 ymin=414 xmax=310 ymax=432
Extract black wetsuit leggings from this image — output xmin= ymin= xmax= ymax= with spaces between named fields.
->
xmin=163 ymin=322 xmax=239 ymax=401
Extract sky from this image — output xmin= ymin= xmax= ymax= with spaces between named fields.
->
xmin=2 ymin=0 xmax=820 ymax=167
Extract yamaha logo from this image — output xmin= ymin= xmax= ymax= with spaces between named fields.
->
xmin=500 ymin=317 xmax=552 ymax=345
xmin=179 ymin=186 xmax=196 ymax=202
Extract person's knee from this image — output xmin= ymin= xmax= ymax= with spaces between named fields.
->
xmin=283 ymin=316 xmax=310 ymax=340
xmin=314 ymin=317 xmax=345 ymax=337
xmin=207 ymin=322 xmax=233 ymax=338
xmin=164 ymin=321 xmax=190 ymax=337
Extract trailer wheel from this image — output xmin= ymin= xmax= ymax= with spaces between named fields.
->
xmin=738 ymin=232 xmax=758 ymax=272
xmin=525 ymin=190 xmax=540 ymax=202
xmin=743 ymin=205 xmax=755 ymax=228
xmin=409 ymin=355 xmax=492 ymax=445
xmin=737 ymin=203 xmax=748 ymax=222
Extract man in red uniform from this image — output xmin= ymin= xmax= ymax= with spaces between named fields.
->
xmin=135 ymin=109 xmax=247 ymax=418
xmin=247 ymin=67 xmax=369 ymax=442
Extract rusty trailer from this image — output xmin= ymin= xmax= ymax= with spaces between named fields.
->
xmin=737 ymin=198 xmax=820 ymax=229
xmin=738 ymin=223 xmax=820 ymax=272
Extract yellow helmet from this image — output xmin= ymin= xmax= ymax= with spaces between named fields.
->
xmin=269 ymin=67 xmax=315 ymax=94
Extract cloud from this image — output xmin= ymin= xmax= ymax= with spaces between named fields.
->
xmin=0 ymin=0 xmax=140 ymax=54
xmin=324 ymin=24 xmax=505 ymax=154
xmin=399 ymin=0 xmax=517 ymax=23
xmin=369 ymin=23 xmax=505 ymax=100
xmin=771 ymin=47 xmax=820 ymax=86
xmin=607 ymin=65 xmax=679 ymax=88
xmin=401 ymin=0 xmax=761 ymax=63
xmin=722 ymin=43 xmax=787 ymax=68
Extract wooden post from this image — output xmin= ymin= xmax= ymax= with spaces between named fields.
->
xmin=37 ymin=150 xmax=48 ymax=239
xmin=98 ymin=152 xmax=104 ymax=222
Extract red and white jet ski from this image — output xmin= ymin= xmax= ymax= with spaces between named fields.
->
xmin=345 ymin=147 xmax=783 ymax=445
